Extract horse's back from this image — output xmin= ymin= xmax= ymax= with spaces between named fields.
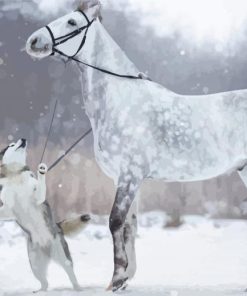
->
xmin=97 ymin=80 xmax=247 ymax=182
xmin=139 ymin=85 xmax=247 ymax=181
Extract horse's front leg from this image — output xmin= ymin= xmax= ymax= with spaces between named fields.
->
xmin=123 ymin=198 xmax=138 ymax=281
xmin=109 ymin=174 xmax=141 ymax=292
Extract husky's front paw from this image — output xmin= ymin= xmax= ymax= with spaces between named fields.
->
xmin=33 ymin=285 xmax=48 ymax=293
xmin=38 ymin=163 xmax=48 ymax=175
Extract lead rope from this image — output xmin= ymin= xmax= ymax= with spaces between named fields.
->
xmin=40 ymin=99 xmax=92 ymax=172
xmin=47 ymin=127 xmax=92 ymax=172
xmin=40 ymin=99 xmax=58 ymax=163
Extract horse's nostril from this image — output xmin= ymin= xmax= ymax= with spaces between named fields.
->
xmin=31 ymin=37 xmax=38 ymax=47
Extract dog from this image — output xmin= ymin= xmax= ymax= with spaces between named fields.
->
xmin=0 ymin=138 xmax=87 ymax=292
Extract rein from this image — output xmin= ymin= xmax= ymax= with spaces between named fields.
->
xmin=45 ymin=10 xmax=144 ymax=80
xmin=47 ymin=128 xmax=92 ymax=172
xmin=40 ymin=99 xmax=92 ymax=172
xmin=40 ymin=99 xmax=58 ymax=163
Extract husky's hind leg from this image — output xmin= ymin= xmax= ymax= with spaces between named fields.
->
xmin=0 ymin=206 xmax=14 ymax=221
xmin=238 ymin=165 xmax=247 ymax=187
xmin=238 ymin=165 xmax=247 ymax=292
xmin=52 ymin=234 xmax=80 ymax=290
xmin=27 ymin=238 xmax=49 ymax=292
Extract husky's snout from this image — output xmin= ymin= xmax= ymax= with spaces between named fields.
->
xmin=1 ymin=138 xmax=28 ymax=166
xmin=18 ymin=138 xmax=27 ymax=149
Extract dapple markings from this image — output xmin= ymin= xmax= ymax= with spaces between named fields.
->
xmin=26 ymin=0 xmax=247 ymax=291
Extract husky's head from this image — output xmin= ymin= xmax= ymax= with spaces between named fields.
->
xmin=0 ymin=139 xmax=27 ymax=167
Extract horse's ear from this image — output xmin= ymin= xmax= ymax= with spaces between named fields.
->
xmin=78 ymin=0 xmax=102 ymax=21
xmin=78 ymin=0 xmax=98 ymax=10
xmin=77 ymin=0 xmax=88 ymax=12
xmin=91 ymin=2 xmax=102 ymax=22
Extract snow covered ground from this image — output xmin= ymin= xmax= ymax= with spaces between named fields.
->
xmin=0 ymin=213 xmax=246 ymax=296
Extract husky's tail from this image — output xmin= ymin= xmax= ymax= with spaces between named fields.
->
xmin=59 ymin=214 xmax=91 ymax=237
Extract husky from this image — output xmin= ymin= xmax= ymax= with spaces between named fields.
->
xmin=0 ymin=138 xmax=83 ymax=292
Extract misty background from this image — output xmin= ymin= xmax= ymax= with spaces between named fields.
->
xmin=1 ymin=0 xmax=247 ymax=224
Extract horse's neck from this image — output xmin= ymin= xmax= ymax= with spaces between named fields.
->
xmin=77 ymin=21 xmax=139 ymax=125
xmin=82 ymin=20 xmax=139 ymax=77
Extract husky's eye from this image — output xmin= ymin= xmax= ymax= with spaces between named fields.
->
xmin=9 ymin=143 xmax=15 ymax=147
xmin=68 ymin=19 xmax=77 ymax=26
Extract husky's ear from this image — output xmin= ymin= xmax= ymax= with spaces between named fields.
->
xmin=0 ymin=146 xmax=8 ymax=161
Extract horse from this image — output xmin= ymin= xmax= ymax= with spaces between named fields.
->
xmin=26 ymin=0 xmax=247 ymax=292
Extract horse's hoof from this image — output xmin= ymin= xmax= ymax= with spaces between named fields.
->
xmin=112 ymin=277 xmax=128 ymax=292
xmin=120 ymin=281 xmax=128 ymax=291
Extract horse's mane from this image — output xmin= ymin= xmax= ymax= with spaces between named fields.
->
xmin=77 ymin=0 xmax=103 ymax=22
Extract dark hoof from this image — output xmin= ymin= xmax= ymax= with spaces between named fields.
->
xmin=112 ymin=277 xmax=128 ymax=292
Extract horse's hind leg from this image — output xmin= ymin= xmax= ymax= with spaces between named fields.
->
xmin=109 ymin=173 xmax=142 ymax=292
xmin=123 ymin=198 xmax=138 ymax=281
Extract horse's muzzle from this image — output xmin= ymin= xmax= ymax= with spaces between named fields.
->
xmin=26 ymin=30 xmax=53 ymax=58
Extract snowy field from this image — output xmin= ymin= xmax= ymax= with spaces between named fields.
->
xmin=0 ymin=213 xmax=247 ymax=296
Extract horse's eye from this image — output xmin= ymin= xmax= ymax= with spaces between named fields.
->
xmin=9 ymin=143 xmax=15 ymax=147
xmin=68 ymin=19 xmax=77 ymax=26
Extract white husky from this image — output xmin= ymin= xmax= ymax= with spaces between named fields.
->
xmin=0 ymin=139 xmax=81 ymax=292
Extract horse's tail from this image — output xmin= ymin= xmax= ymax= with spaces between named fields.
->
xmin=58 ymin=214 xmax=91 ymax=237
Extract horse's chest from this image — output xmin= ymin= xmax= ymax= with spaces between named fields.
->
xmin=94 ymin=131 xmax=123 ymax=182
xmin=94 ymin=144 xmax=118 ymax=182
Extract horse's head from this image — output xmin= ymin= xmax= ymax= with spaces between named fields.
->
xmin=26 ymin=0 xmax=101 ymax=59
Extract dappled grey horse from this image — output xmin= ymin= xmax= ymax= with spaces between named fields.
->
xmin=26 ymin=0 xmax=247 ymax=291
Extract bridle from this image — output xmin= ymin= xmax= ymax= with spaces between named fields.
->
xmin=45 ymin=10 xmax=146 ymax=80
xmin=46 ymin=10 xmax=94 ymax=59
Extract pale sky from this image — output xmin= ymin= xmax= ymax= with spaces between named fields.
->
xmin=33 ymin=0 xmax=247 ymax=46
xmin=3 ymin=0 xmax=247 ymax=48
xmin=127 ymin=0 xmax=247 ymax=46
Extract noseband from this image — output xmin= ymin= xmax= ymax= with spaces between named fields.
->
xmin=45 ymin=10 xmax=147 ymax=80
xmin=46 ymin=10 xmax=94 ymax=58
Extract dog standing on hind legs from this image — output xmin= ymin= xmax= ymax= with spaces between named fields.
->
xmin=0 ymin=139 xmax=81 ymax=292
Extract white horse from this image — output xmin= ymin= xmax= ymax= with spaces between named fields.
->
xmin=26 ymin=0 xmax=247 ymax=291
